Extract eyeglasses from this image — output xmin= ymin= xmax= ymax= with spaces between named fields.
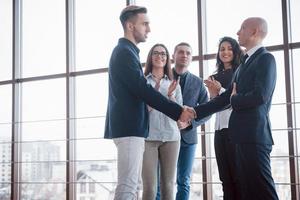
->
xmin=152 ymin=51 xmax=167 ymax=58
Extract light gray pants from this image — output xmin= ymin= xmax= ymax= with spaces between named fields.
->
xmin=113 ymin=137 xmax=145 ymax=200
xmin=142 ymin=140 xmax=180 ymax=200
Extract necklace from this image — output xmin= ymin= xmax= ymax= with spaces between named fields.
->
xmin=152 ymin=73 xmax=164 ymax=81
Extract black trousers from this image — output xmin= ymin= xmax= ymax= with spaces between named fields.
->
xmin=214 ymin=128 xmax=240 ymax=200
xmin=235 ymin=143 xmax=279 ymax=200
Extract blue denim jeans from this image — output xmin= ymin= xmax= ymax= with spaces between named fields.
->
xmin=156 ymin=164 xmax=161 ymax=200
xmin=175 ymin=142 xmax=196 ymax=200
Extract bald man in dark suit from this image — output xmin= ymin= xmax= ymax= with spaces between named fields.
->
xmin=193 ymin=17 xmax=279 ymax=200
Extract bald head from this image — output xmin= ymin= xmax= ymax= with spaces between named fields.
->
xmin=246 ymin=17 xmax=268 ymax=39
xmin=237 ymin=17 xmax=268 ymax=50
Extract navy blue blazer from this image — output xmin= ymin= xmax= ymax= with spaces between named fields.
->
xmin=104 ymin=38 xmax=183 ymax=139
xmin=194 ymin=47 xmax=276 ymax=145
xmin=179 ymin=71 xmax=209 ymax=144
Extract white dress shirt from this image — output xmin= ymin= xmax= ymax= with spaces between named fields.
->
xmin=214 ymin=87 xmax=232 ymax=130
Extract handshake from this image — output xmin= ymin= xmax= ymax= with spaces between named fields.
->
xmin=177 ymin=106 xmax=197 ymax=130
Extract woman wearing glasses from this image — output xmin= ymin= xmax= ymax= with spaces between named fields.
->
xmin=142 ymin=43 xmax=182 ymax=200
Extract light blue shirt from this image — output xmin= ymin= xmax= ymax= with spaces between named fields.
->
xmin=146 ymin=74 xmax=183 ymax=141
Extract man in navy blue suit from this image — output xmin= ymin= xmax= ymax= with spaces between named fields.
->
xmin=104 ymin=5 xmax=195 ymax=200
xmin=194 ymin=17 xmax=279 ymax=200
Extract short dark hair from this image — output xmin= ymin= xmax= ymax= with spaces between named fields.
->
xmin=119 ymin=5 xmax=147 ymax=28
xmin=173 ymin=42 xmax=192 ymax=54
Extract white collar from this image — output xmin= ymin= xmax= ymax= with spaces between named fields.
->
xmin=246 ymin=44 xmax=263 ymax=58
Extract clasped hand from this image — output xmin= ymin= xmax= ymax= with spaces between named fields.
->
xmin=178 ymin=106 xmax=196 ymax=129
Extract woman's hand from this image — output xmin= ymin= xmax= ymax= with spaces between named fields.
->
xmin=167 ymin=79 xmax=179 ymax=98
xmin=204 ymin=76 xmax=221 ymax=98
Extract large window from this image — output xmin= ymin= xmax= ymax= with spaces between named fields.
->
xmin=293 ymin=49 xmax=300 ymax=158
xmin=0 ymin=85 xmax=12 ymax=141
xmin=21 ymin=79 xmax=66 ymax=199
xmin=0 ymin=85 xmax=12 ymax=199
xmin=293 ymin=49 xmax=300 ymax=103
xmin=75 ymin=72 xmax=116 ymax=199
xmin=137 ymin=0 xmax=199 ymax=61
xmin=75 ymin=0 xmax=125 ymax=71
xmin=75 ymin=1 xmax=121 ymax=196
xmin=0 ymin=1 xmax=12 ymax=81
xmin=205 ymin=0 xmax=283 ymax=54
xmin=22 ymin=0 xmax=66 ymax=77
xmin=290 ymin=0 xmax=300 ymax=42
xmin=1 ymin=0 xmax=300 ymax=199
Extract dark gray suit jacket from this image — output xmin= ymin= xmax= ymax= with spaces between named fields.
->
xmin=180 ymin=71 xmax=209 ymax=144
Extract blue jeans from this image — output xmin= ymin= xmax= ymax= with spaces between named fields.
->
xmin=156 ymin=165 xmax=161 ymax=200
xmin=176 ymin=142 xmax=196 ymax=200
